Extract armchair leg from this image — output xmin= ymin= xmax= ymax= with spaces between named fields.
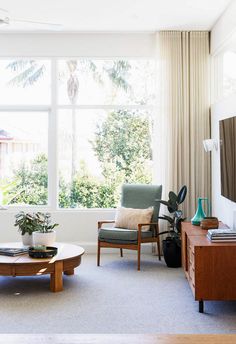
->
xmin=97 ymin=240 xmax=101 ymax=266
xmin=137 ymin=244 xmax=141 ymax=271
xmin=120 ymin=248 xmax=123 ymax=257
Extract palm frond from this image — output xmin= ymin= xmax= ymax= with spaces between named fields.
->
xmin=103 ymin=60 xmax=131 ymax=91
xmin=7 ymin=64 xmax=37 ymax=87
xmin=80 ymin=60 xmax=103 ymax=84
xmin=66 ymin=60 xmax=78 ymax=73
xmin=7 ymin=63 xmax=45 ymax=88
xmin=6 ymin=59 xmax=34 ymax=72
xmin=23 ymin=65 xmax=45 ymax=87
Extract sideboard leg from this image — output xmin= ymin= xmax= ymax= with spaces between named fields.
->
xmin=199 ymin=300 xmax=204 ymax=313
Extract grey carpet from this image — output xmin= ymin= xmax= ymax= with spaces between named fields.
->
xmin=0 ymin=253 xmax=236 ymax=334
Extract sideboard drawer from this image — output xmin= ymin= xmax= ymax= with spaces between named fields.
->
xmin=189 ymin=265 xmax=195 ymax=285
xmin=189 ymin=248 xmax=195 ymax=265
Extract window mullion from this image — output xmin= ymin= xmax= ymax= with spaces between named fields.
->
xmin=48 ymin=58 xmax=58 ymax=210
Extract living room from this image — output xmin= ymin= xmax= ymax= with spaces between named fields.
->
xmin=0 ymin=0 xmax=236 ymax=343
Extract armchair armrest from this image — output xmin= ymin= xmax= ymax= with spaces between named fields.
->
xmin=138 ymin=222 xmax=159 ymax=227
xmin=138 ymin=222 xmax=160 ymax=237
xmin=98 ymin=220 xmax=115 ymax=229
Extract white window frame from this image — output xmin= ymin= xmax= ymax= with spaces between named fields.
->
xmin=0 ymin=57 xmax=158 ymax=211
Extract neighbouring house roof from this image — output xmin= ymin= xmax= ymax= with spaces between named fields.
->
xmin=0 ymin=129 xmax=13 ymax=140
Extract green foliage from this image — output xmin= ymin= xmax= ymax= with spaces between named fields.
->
xmin=92 ymin=109 xmax=152 ymax=183
xmin=158 ymin=186 xmax=188 ymax=246
xmin=0 ymin=179 xmax=19 ymax=205
xmin=70 ymin=175 xmax=118 ymax=208
xmin=58 ymin=178 xmax=71 ymax=208
xmin=60 ymin=162 xmax=119 ymax=208
xmin=7 ymin=154 xmax=48 ymax=205
xmin=32 ymin=212 xmax=59 ymax=233
xmin=14 ymin=211 xmax=40 ymax=235
xmin=14 ymin=211 xmax=58 ymax=235
xmin=103 ymin=60 xmax=131 ymax=91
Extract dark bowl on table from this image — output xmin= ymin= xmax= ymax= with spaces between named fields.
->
xmin=28 ymin=246 xmax=58 ymax=258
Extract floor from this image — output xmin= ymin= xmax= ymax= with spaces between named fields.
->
xmin=0 ymin=334 xmax=236 ymax=344
xmin=0 ymin=253 xmax=236 ymax=334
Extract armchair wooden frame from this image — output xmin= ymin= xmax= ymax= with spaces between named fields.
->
xmin=97 ymin=220 xmax=161 ymax=271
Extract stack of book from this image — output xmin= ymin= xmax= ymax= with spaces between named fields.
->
xmin=207 ymin=229 xmax=236 ymax=242
xmin=0 ymin=248 xmax=28 ymax=256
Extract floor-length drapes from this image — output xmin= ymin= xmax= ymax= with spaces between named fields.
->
xmin=157 ymin=31 xmax=211 ymax=219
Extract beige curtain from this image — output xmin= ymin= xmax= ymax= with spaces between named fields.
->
xmin=157 ymin=31 xmax=211 ymax=219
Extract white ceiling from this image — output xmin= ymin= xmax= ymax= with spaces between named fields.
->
xmin=0 ymin=0 xmax=232 ymax=33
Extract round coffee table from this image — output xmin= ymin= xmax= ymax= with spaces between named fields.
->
xmin=0 ymin=242 xmax=84 ymax=292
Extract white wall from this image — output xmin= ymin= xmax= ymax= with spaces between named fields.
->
xmin=0 ymin=33 xmax=156 ymax=57
xmin=211 ymin=1 xmax=236 ymax=55
xmin=211 ymin=1 xmax=236 ymax=228
xmin=0 ymin=209 xmax=115 ymax=252
xmin=211 ymin=95 xmax=236 ymax=228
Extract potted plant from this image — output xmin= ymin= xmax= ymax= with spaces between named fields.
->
xmin=32 ymin=212 xmax=59 ymax=246
xmin=14 ymin=211 xmax=39 ymax=246
xmin=157 ymin=185 xmax=187 ymax=268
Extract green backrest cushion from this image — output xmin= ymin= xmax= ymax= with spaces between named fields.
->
xmin=121 ymin=184 xmax=162 ymax=224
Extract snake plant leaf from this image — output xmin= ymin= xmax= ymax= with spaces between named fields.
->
xmin=177 ymin=185 xmax=187 ymax=204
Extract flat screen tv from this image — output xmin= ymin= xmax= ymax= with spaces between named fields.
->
xmin=220 ymin=116 xmax=236 ymax=202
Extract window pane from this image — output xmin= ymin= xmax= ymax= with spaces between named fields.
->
xmin=58 ymin=59 xmax=155 ymax=106
xmin=58 ymin=109 xmax=153 ymax=208
xmin=0 ymin=112 xmax=48 ymax=205
xmin=0 ymin=59 xmax=51 ymax=105
xmin=223 ymin=51 xmax=236 ymax=98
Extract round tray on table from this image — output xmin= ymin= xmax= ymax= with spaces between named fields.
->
xmin=28 ymin=246 xmax=58 ymax=258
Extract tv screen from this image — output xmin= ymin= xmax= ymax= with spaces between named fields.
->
xmin=220 ymin=116 xmax=236 ymax=202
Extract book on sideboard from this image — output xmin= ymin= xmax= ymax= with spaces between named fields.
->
xmin=0 ymin=248 xmax=28 ymax=256
xmin=207 ymin=229 xmax=236 ymax=243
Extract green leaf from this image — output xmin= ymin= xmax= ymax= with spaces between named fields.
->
xmin=162 ymin=215 xmax=174 ymax=223
xmin=168 ymin=191 xmax=177 ymax=204
xmin=177 ymin=185 xmax=187 ymax=204
xmin=158 ymin=200 xmax=170 ymax=207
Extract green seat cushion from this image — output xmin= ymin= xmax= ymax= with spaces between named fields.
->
xmin=99 ymin=227 xmax=153 ymax=244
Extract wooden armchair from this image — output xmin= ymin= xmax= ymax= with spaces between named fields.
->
xmin=97 ymin=184 xmax=162 ymax=270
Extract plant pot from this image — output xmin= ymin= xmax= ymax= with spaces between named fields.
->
xmin=162 ymin=239 xmax=181 ymax=268
xmin=32 ymin=231 xmax=56 ymax=246
xmin=21 ymin=233 xmax=33 ymax=246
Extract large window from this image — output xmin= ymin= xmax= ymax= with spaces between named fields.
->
xmin=0 ymin=59 xmax=50 ymax=206
xmin=0 ymin=112 xmax=48 ymax=205
xmin=0 ymin=58 xmax=156 ymax=209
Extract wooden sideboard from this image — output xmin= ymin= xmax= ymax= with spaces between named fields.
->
xmin=181 ymin=221 xmax=236 ymax=313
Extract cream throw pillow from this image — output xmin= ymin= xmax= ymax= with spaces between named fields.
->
xmin=114 ymin=206 xmax=154 ymax=232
